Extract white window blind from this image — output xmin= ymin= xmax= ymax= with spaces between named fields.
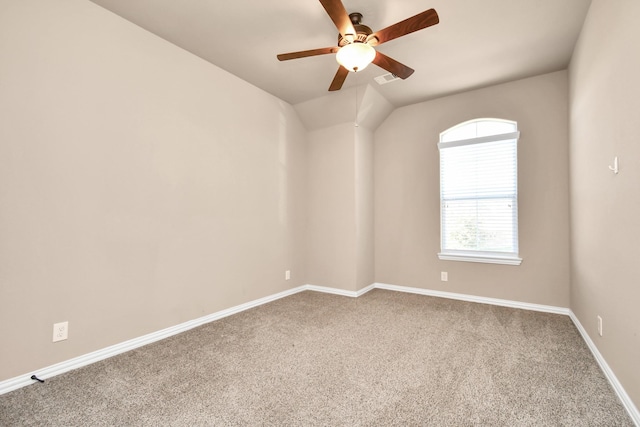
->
xmin=438 ymin=119 xmax=521 ymax=265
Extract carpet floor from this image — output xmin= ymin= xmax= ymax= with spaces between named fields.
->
xmin=0 ymin=289 xmax=634 ymax=426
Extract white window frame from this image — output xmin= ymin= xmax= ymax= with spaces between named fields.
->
xmin=438 ymin=118 xmax=522 ymax=266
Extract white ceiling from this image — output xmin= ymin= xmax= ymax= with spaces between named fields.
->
xmin=88 ymin=0 xmax=592 ymax=107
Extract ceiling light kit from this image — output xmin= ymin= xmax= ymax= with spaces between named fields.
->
xmin=335 ymin=40 xmax=376 ymax=72
xmin=277 ymin=0 xmax=439 ymax=91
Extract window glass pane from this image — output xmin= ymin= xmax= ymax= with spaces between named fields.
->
xmin=440 ymin=122 xmax=476 ymax=142
xmin=440 ymin=119 xmax=517 ymax=142
xmin=442 ymin=198 xmax=516 ymax=252
xmin=439 ymin=118 xmax=519 ymax=259
xmin=476 ymin=120 xmax=517 ymax=137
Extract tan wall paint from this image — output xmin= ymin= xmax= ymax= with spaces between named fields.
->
xmin=355 ymin=127 xmax=375 ymax=290
xmin=305 ymin=124 xmax=357 ymax=291
xmin=305 ymin=123 xmax=375 ymax=292
xmin=569 ymin=0 xmax=640 ymax=408
xmin=374 ymin=71 xmax=571 ymax=307
xmin=0 ymin=0 xmax=307 ymax=381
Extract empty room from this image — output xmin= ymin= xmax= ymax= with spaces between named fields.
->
xmin=0 ymin=0 xmax=638 ymax=425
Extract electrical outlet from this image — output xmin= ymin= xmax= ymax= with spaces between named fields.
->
xmin=440 ymin=271 xmax=448 ymax=282
xmin=53 ymin=321 xmax=68 ymax=342
xmin=285 ymin=270 xmax=291 ymax=280
xmin=597 ymin=315 xmax=603 ymax=337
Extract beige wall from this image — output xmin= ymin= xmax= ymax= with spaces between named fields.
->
xmin=569 ymin=0 xmax=640 ymax=408
xmin=355 ymin=127 xmax=375 ymax=290
xmin=305 ymin=124 xmax=357 ymax=291
xmin=374 ymin=71 xmax=571 ymax=307
xmin=0 ymin=0 xmax=307 ymax=381
xmin=305 ymin=123 xmax=375 ymax=292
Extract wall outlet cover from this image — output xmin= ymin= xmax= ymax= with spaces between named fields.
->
xmin=53 ymin=321 xmax=68 ymax=342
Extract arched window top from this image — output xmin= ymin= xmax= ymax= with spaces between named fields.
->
xmin=440 ymin=118 xmax=517 ymax=143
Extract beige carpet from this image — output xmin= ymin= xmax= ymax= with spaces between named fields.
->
xmin=0 ymin=289 xmax=633 ymax=426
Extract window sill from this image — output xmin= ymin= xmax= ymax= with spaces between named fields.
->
xmin=438 ymin=252 xmax=522 ymax=266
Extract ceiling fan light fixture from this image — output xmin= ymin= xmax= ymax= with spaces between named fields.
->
xmin=336 ymin=42 xmax=375 ymax=72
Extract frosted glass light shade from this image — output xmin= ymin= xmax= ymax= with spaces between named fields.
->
xmin=336 ymin=43 xmax=376 ymax=72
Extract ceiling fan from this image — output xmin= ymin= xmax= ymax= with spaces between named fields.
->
xmin=277 ymin=0 xmax=439 ymax=91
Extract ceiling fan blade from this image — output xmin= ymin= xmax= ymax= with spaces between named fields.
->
xmin=371 ymin=9 xmax=439 ymax=46
xmin=319 ymin=0 xmax=356 ymax=38
xmin=277 ymin=47 xmax=339 ymax=61
xmin=329 ymin=66 xmax=349 ymax=91
xmin=372 ymin=51 xmax=414 ymax=79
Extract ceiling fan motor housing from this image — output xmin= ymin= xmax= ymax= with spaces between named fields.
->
xmin=338 ymin=12 xmax=377 ymax=46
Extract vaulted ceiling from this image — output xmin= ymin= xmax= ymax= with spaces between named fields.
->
xmin=89 ymin=0 xmax=592 ymax=107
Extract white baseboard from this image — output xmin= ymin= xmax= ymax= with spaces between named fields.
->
xmin=2 ymin=282 xmax=638 ymax=425
xmin=0 ymin=285 xmax=307 ymax=395
xmin=303 ymin=284 xmax=359 ymax=297
xmin=372 ymin=282 xmax=570 ymax=315
xmin=356 ymin=283 xmax=376 ymax=296
xmin=569 ymin=311 xmax=640 ymax=426
xmin=302 ymin=283 xmax=375 ymax=298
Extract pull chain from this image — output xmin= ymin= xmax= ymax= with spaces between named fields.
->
xmin=354 ymin=71 xmax=359 ymax=127
xmin=355 ymin=83 xmax=359 ymax=127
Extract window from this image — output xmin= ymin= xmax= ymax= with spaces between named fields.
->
xmin=438 ymin=118 xmax=521 ymax=265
